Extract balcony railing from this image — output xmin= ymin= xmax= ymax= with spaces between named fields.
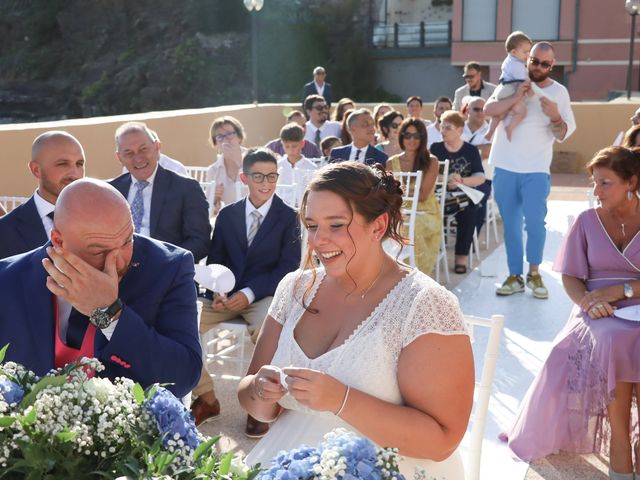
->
xmin=371 ymin=21 xmax=451 ymax=49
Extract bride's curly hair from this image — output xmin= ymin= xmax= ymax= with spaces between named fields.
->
xmin=296 ymin=161 xmax=408 ymax=311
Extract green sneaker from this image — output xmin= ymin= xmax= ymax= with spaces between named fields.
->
xmin=496 ymin=275 xmax=525 ymax=296
xmin=526 ymin=272 xmax=549 ymax=299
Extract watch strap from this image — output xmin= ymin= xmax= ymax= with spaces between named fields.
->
xmin=105 ymin=298 xmax=123 ymax=319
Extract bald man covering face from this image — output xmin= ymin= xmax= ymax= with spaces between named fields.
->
xmin=0 ymin=179 xmax=202 ymax=397
xmin=0 ymin=131 xmax=85 ymax=259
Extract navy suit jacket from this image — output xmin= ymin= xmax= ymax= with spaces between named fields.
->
xmin=329 ymin=144 xmax=388 ymax=167
xmin=0 ymin=235 xmax=202 ymax=398
xmin=207 ymin=195 xmax=301 ymax=301
xmin=0 ymin=196 xmax=48 ymax=260
xmin=302 ymin=81 xmax=333 ymax=107
xmin=110 ymin=165 xmax=211 ymax=262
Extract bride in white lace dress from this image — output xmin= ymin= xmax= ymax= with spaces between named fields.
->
xmin=238 ymin=162 xmax=473 ymax=480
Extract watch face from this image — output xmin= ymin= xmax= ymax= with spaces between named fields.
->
xmin=89 ymin=309 xmax=112 ymax=329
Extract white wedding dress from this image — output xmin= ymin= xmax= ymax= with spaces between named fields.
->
xmin=245 ymin=268 xmax=469 ymax=480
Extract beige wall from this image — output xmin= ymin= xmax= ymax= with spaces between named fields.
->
xmin=0 ymin=101 xmax=637 ymax=196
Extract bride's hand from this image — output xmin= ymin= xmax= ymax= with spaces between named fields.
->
xmin=253 ymin=366 xmax=286 ymax=404
xmin=283 ymin=367 xmax=347 ymax=413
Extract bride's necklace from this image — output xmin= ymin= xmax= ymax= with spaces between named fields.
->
xmin=359 ymin=261 xmax=385 ymax=299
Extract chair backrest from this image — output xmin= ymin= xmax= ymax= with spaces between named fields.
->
xmin=435 ymin=159 xmax=450 ymax=219
xmin=199 ymin=180 xmax=216 ymax=218
xmin=0 ymin=196 xmax=29 ymax=213
xmin=464 ymin=314 xmax=505 ymax=480
xmin=393 ymin=170 xmax=423 ymax=246
xmin=184 ymin=166 xmax=209 ymax=183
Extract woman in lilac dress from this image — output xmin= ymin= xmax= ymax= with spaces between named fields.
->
xmin=508 ymin=146 xmax=640 ymax=479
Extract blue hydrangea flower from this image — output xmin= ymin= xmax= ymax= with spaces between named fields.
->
xmin=257 ymin=445 xmax=320 ymax=480
xmin=144 ymin=386 xmax=200 ymax=450
xmin=0 ymin=377 xmax=24 ymax=405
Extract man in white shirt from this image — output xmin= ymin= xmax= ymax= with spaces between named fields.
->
xmin=453 ymin=61 xmax=497 ymax=111
xmin=276 ymin=123 xmax=318 ymax=207
xmin=485 ymin=42 xmax=576 ymax=299
xmin=0 ymin=131 xmax=85 ymax=259
xmin=329 ymin=109 xmax=388 ymax=166
xmin=303 ymin=95 xmax=341 ymax=147
xmin=427 ymin=96 xmax=453 ymax=149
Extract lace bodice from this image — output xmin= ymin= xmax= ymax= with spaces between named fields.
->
xmin=268 ymin=268 xmax=469 ymax=413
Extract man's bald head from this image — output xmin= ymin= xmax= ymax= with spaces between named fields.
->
xmin=32 ymin=131 xmax=84 ymax=162
xmin=55 ymin=179 xmax=130 ymax=231
xmin=29 ymin=131 xmax=86 ymax=204
xmin=52 ymin=179 xmax=134 ymax=276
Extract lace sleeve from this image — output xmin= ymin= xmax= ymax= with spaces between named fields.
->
xmin=267 ymin=270 xmax=302 ymax=325
xmin=401 ymin=284 xmax=469 ymax=348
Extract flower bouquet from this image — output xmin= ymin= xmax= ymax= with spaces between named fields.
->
xmin=0 ymin=345 xmax=257 ymax=480
xmin=257 ymin=428 xmax=405 ymax=480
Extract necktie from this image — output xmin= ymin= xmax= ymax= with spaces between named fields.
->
xmin=314 ymin=128 xmax=321 ymax=146
xmin=47 ymin=211 xmax=54 ymax=221
xmin=131 ymin=181 xmax=149 ymax=233
xmin=66 ymin=307 xmax=90 ymax=349
xmin=355 ymin=149 xmax=362 ymax=161
xmin=247 ymin=210 xmax=262 ymax=246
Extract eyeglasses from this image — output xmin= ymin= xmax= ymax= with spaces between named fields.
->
xmin=247 ymin=172 xmax=279 ymax=183
xmin=313 ymin=105 xmax=328 ymax=111
xmin=471 ymin=107 xmax=484 ymax=112
xmin=390 ymin=122 xmax=401 ymax=129
xmin=462 ymin=73 xmax=478 ymax=80
xmin=440 ymin=124 xmax=457 ymax=131
xmin=528 ymin=57 xmax=553 ymax=69
xmin=402 ymin=132 xmax=422 ymax=140
xmin=214 ymin=131 xmax=238 ymax=142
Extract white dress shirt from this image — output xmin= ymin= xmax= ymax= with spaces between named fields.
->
xmin=33 ymin=190 xmax=55 ymax=239
xmin=239 ymin=194 xmax=274 ymax=304
xmin=314 ymin=81 xmax=325 ymax=97
xmin=126 ymin=164 xmax=159 ymax=237
xmin=277 ymin=156 xmax=318 ymax=206
xmin=304 ymin=121 xmax=342 ymax=144
xmin=348 ymin=145 xmax=368 ymax=163
xmin=427 ymin=123 xmax=443 ymax=149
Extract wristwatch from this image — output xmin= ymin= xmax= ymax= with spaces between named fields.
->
xmin=624 ymin=282 xmax=634 ymax=299
xmin=89 ymin=298 xmax=123 ymax=329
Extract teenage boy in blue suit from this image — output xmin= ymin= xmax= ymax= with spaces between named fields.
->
xmin=0 ymin=179 xmax=202 ymax=398
xmin=191 ymin=148 xmax=301 ymax=436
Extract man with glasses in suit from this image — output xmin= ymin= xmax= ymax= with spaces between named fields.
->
xmin=191 ymin=148 xmax=301 ymax=437
xmin=453 ymin=61 xmax=496 ymax=111
xmin=303 ymin=95 xmax=341 ymax=147
xmin=485 ymin=42 xmax=576 ymax=300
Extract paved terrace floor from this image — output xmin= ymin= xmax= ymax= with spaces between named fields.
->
xmin=199 ymin=173 xmax=608 ymax=480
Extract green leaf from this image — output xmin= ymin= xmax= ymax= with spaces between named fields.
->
xmin=133 ymin=383 xmax=145 ymax=405
xmin=193 ymin=435 xmax=219 ymax=462
xmin=219 ymin=451 xmax=233 ymax=476
xmin=0 ymin=415 xmax=16 ymax=427
xmin=55 ymin=429 xmax=77 ymax=442
xmin=20 ymin=405 xmax=37 ymax=426
xmin=146 ymin=384 xmax=158 ymax=401
xmin=19 ymin=374 xmax=66 ymax=408
xmin=0 ymin=343 xmax=9 ymax=363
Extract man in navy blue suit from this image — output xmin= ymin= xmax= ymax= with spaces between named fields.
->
xmin=0 ymin=131 xmax=85 ymax=259
xmin=329 ymin=109 xmax=388 ymax=167
xmin=302 ymin=66 xmax=333 ymax=108
xmin=191 ymin=148 xmax=301 ymax=434
xmin=110 ymin=122 xmax=211 ymax=262
xmin=0 ymin=179 xmax=202 ymax=398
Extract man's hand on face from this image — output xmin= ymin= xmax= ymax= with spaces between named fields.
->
xmin=43 ymin=246 xmax=120 ymax=316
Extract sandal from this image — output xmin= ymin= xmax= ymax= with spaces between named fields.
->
xmin=454 ymin=264 xmax=467 ymax=274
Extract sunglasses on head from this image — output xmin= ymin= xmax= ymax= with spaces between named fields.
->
xmin=529 ymin=57 xmax=553 ymax=69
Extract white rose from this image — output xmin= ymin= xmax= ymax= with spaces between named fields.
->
xmin=83 ymin=378 xmax=115 ymax=402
